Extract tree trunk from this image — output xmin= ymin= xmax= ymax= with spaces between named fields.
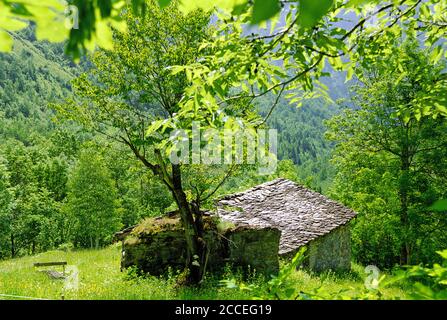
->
xmin=128 ymin=143 xmax=207 ymax=284
xmin=399 ymin=148 xmax=411 ymax=265
xmin=10 ymin=234 xmax=15 ymax=258
xmin=171 ymin=164 xmax=206 ymax=284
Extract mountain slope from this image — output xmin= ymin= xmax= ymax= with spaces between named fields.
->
xmin=0 ymin=27 xmax=79 ymax=142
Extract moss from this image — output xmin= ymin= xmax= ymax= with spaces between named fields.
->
xmin=220 ymin=204 xmax=244 ymax=212
xmin=132 ymin=217 xmax=183 ymax=237
xmin=216 ymin=220 xmax=236 ymax=234
xmin=131 ymin=214 xmax=220 ymax=239
xmin=123 ymin=235 xmax=140 ymax=246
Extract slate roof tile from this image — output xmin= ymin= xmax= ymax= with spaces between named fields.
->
xmin=216 ymin=178 xmax=357 ymax=255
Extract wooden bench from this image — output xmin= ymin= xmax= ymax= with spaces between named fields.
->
xmin=33 ymin=262 xmax=67 ymax=279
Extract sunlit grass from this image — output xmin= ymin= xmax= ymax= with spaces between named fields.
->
xmin=286 ymin=263 xmax=407 ymax=299
xmin=0 ymin=244 xmax=407 ymax=300
xmin=0 ymin=244 xmax=254 ymax=300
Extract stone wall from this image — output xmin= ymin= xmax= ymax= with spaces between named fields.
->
xmin=121 ymin=228 xmax=224 ymax=275
xmin=307 ymin=224 xmax=351 ymax=272
xmin=120 ymin=216 xmax=281 ymax=276
xmin=226 ymin=226 xmax=281 ymax=275
xmin=120 ymin=216 xmax=352 ymax=276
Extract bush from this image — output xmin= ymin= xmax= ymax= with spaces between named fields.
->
xmin=57 ymin=242 xmax=74 ymax=252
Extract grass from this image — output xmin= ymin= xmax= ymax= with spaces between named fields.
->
xmin=0 ymin=244 xmax=408 ymax=300
xmin=286 ymin=264 xmax=406 ymax=299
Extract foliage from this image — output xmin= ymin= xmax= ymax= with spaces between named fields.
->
xmin=258 ymin=95 xmax=338 ymax=192
xmin=391 ymin=249 xmax=447 ymax=299
xmin=326 ymin=40 xmax=447 ymax=267
xmin=54 ymin=0 xmax=247 ymax=283
xmin=64 ymin=145 xmax=122 ymax=248
xmin=429 ymin=199 xmax=447 ymax=212
xmin=2 ymin=1 xmax=445 ymax=77
xmin=0 ymin=28 xmax=176 ymax=259
xmin=174 ymin=0 xmax=446 ymax=138
xmin=0 ymin=26 xmax=76 ymax=142
xmin=0 ymin=139 xmax=64 ymax=258
xmin=0 ymin=156 xmax=13 ymax=258
xmin=221 ymin=247 xmax=408 ymax=300
xmin=1 ymin=0 xmax=446 ymax=295
xmin=222 ymin=247 xmax=308 ymax=300
xmin=0 ymin=0 xmax=127 ymax=59
xmin=0 ymin=0 xmax=357 ymax=56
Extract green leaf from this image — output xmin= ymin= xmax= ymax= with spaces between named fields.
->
xmin=414 ymin=109 xmax=422 ymax=121
xmin=284 ymin=288 xmax=296 ymax=298
xmin=345 ymin=0 xmax=370 ymax=7
xmin=146 ymin=119 xmax=166 ymax=136
xmin=401 ymin=109 xmax=411 ymax=124
xmin=345 ymin=64 xmax=354 ymax=82
xmin=299 ymin=0 xmax=333 ymax=29
xmin=0 ymin=29 xmax=13 ymax=52
xmin=251 ymin=0 xmax=280 ymax=25
xmin=95 ymin=19 xmax=114 ymax=50
xmin=35 ymin=20 xmax=69 ymax=42
xmin=232 ymin=1 xmax=249 ymax=16
xmin=158 ymin=0 xmax=171 ymax=8
xmin=413 ymin=282 xmax=435 ymax=299
xmin=429 ymin=199 xmax=447 ymax=212
xmin=435 ymin=103 xmax=447 ymax=116
xmin=0 ymin=16 xmax=28 ymax=31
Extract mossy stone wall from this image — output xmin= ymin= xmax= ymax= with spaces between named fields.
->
xmin=307 ymin=224 xmax=351 ymax=272
xmin=226 ymin=227 xmax=281 ymax=275
xmin=121 ymin=229 xmax=225 ymax=276
xmin=121 ymin=218 xmax=281 ymax=276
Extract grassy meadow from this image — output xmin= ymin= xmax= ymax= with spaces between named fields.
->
xmin=0 ymin=245 xmax=408 ymax=300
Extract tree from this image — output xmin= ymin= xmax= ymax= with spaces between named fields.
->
xmin=55 ymin=1 xmax=272 ymax=283
xmin=0 ymin=140 xmax=37 ymax=258
xmin=65 ymin=146 xmax=121 ymax=248
xmin=0 ymin=28 xmax=185 ymax=258
xmin=0 ymin=156 xmax=13 ymax=258
xmin=326 ymin=40 xmax=447 ymax=266
xmin=0 ymin=139 xmax=68 ymax=258
xmin=102 ymin=141 xmax=173 ymax=226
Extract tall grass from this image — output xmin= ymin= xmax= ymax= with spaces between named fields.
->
xmin=0 ymin=244 xmax=407 ymax=300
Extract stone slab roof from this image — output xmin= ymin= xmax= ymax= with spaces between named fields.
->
xmin=216 ymin=178 xmax=357 ymax=255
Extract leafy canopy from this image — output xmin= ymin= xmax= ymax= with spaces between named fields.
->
xmin=3 ymin=0 xmax=445 ymax=62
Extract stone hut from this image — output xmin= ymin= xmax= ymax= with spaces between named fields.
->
xmin=116 ymin=178 xmax=357 ymax=276
xmin=216 ymin=178 xmax=357 ymax=271
xmin=115 ymin=214 xmax=281 ymax=276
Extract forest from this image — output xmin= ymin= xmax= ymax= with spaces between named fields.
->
xmin=0 ymin=0 xmax=446 ymax=302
